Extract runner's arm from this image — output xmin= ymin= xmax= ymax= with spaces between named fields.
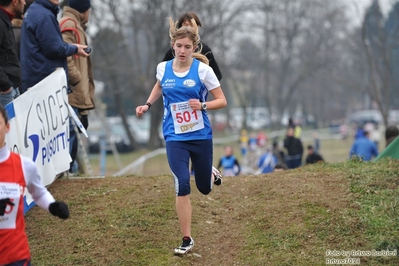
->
xmin=21 ymin=156 xmax=55 ymax=211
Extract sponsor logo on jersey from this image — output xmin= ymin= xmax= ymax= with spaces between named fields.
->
xmin=163 ymin=79 xmax=176 ymax=88
xmin=183 ymin=79 xmax=196 ymax=87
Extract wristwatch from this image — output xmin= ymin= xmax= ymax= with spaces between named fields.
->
xmin=201 ymin=102 xmax=207 ymax=110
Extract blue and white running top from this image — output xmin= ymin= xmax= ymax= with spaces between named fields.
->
xmin=157 ymin=59 xmax=220 ymax=142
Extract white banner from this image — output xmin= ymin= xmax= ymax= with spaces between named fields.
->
xmin=5 ymin=69 xmax=71 ymax=206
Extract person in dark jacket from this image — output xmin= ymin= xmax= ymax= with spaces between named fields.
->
xmin=305 ymin=145 xmax=324 ymax=164
xmin=0 ymin=0 xmax=25 ymax=106
xmin=283 ymin=127 xmax=303 ymax=169
xmin=20 ymin=0 xmax=89 ymax=93
xmin=162 ymin=11 xmax=222 ymax=81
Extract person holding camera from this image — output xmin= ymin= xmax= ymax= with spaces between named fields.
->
xmin=59 ymin=0 xmax=95 ymax=173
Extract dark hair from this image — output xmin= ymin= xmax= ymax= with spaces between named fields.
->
xmin=14 ymin=0 xmax=34 ymax=19
xmin=177 ymin=12 xmax=202 ymax=28
xmin=307 ymin=145 xmax=313 ymax=150
xmin=0 ymin=0 xmax=12 ymax=7
xmin=0 ymin=104 xmax=8 ymax=124
xmin=385 ymin=125 xmax=399 ymax=141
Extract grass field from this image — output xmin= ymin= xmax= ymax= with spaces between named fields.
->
xmin=25 ymin=158 xmax=399 ymax=265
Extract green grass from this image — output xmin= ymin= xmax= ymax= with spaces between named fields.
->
xmin=236 ymin=160 xmax=399 ymax=265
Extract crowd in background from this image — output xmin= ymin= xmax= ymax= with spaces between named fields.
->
xmin=218 ymin=117 xmax=399 ymax=176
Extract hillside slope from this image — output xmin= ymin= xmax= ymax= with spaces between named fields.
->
xmin=26 ymin=159 xmax=399 ymax=265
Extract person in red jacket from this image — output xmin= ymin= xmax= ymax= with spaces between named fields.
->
xmin=0 ymin=104 xmax=70 ymax=266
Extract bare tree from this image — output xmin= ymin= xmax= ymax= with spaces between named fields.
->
xmin=230 ymin=0 xmax=351 ymax=128
xmin=90 ymin=0 xmax=142 ymax=150
xmin=361 ymin=0 xmax=392 ymax=127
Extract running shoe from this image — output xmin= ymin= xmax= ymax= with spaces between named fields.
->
xmin=174 ymin=236 xmax=194 ymax=255
xmin=212 ymin=166 xmax=223 ymax=186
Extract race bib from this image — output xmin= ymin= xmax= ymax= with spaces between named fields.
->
xmin=171 ymin=101 xmax=205 ymax=134
xmin=0 ymin=182 xmax=21 ymax=229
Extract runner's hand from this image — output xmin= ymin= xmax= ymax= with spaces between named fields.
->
xmin=188 ymin=99 xmax=201 ymax=110
xmin=136 ymin=105 xmax=149 ymax=117
xmin=49 ymin=201 xmax=70 ymax=219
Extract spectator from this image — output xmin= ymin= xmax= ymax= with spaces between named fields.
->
xmin=272 ymin=141 xmax=287 ymax=170
xmin=354 ymin=124 xmax=365 ymax=139
xmin=349 ymin=131 xmax=378 ymax=161
xmin=283 ymin=127 xmax=303 ymax=169
xmin=256 ymin=130 xmax=267 ymax=148
xmin=370 ymin=123 xmax=381 ymax=150
xmin=256 ymin=148 xmax=278 ymax=174
xmin=363 ymin=121 xmax=374 ymax=134
xmin=59 ymin=0 xmax=95 ymax=173
xmin=288 ymin=117 xmax=301 ymax=139
xmin=20 ymin=0 xmax=89 ymax=93
xmin=384 ymin=125 xmax=399 ymax=147
xmin=162 ymin=11 xmax=222 ymax=81
xmin=11 ymin=0 xmax=33 ymax=60
xmin=239 ymin=128 xmax=249 ymax=157
xmin=0 ymin=104 xmax=70 ymax=265
xmin=313 ymin=131 xmax=320 ymax=153
xmin=305 ymin=145 xmax=324 ymax=164
xmin=248 ymin=132 xmax=257 ymax=152
xmin=217 ymin=146 xmax=241 ymax=176
xmin=340 ymin=123 xmax=349 ymax=139
xmin=0 ymin=0 xmax=24 ymax=106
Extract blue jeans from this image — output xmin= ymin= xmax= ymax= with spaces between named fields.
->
xmin=69 ymin=106 xmax=79 ymax=172
xmin=0 ymin=87 xmax=20 ymax=107
xmin=285 ymin=155 xmax=302 ymax=169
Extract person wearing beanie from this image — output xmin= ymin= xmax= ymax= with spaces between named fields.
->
xmin=60 ymin=0 xmax=95 ymax=174
xmin=68 ymin=0 xmax=91 ymax=13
